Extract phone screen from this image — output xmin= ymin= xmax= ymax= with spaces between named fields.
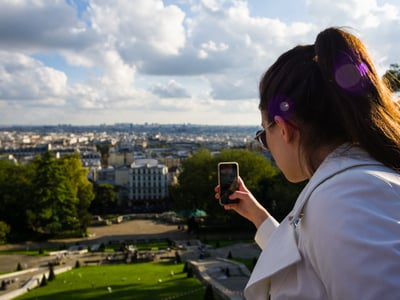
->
xmin=218 ymin=162 xmax=239 ymax=205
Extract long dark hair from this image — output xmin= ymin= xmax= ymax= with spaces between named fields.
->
xmin=259 ymin=27 xmax=400 ymax=173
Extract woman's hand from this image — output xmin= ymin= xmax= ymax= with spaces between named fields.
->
xmin=215 ymin=177 xmax=270 ymax=229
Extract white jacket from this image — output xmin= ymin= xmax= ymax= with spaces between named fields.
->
xmin=244 ymin=145 xmax=400 ymax=300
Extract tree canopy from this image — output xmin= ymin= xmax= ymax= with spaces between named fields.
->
xmin=89 ymin=183 xmax=116 ymax=215
xmin=171 ymin=148 xmax=305 ymax=228
xmin=0 ymin=152 xmax=94 ymax=241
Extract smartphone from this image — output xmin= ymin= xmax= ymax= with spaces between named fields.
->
xmin=218 ymin=162 xmax=240 ymax=205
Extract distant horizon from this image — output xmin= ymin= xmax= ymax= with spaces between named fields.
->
xmin=0 ymin=122 xmax=259 ymax=128
xmin=1 ymin=1 xmax=398 ymax=126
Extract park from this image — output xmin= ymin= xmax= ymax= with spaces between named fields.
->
xmin=0 ymin=217 xmax=261 ymax=300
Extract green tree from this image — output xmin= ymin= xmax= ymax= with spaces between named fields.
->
xmin=171 ymin=148 xmax=282 ymax=223
xmin=16 ymin=262 xmax=22 ymax=271
xmin=0 ymin=159 xmax=34 ymax=240
xmin=204 ymin=284 xmax=215 ymax=300
xmin=216 ymin=149 xmax=277 ymax=192
xmin=171 ymin=148 xmax=214 ymax=213
xmin=90 ymin=183 xmax=116 ymax=215
xmin=48 ymin=264 xmax=55 ymax=281
xmin=40 ymin=274 xmax=47 ymax=287
xmin=96 ymin=143 xmax=112 ymax=168
xmin=259 ymin=172 xmax=306 ymax=222
xmin=61 ymin=153 xmax=95 ymax=233
xmin=171 ymin=148 xmax=305 ymax=228
xmin=383 ymin=63 xmax=400 ymax=92
xmin=0 ymin=152 xmax=94 ymax=240
xmin=28 ymin=152 xmax=79 ymax=236
xmin=0 ymin=221 xmax=10 ymax=244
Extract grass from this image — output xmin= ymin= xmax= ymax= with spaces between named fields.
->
xmin=2 ymin=238 xmax=255 ymax=298
xmin=0 ymin=238 xmax=252 ymax=255
xmin=15 ymin=262 xmax=205 ymax=300
xmin=207 ymin=239 xmax=253 ymax=248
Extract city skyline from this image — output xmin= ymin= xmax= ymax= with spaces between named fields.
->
xmin=1 ymin=0 xmax=399 ymax=126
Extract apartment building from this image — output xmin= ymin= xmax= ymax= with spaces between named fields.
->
xmin=129 ymin=159 xmax=168 ymax=202
xmin=94 ymin=158 xmax=169 ymax=212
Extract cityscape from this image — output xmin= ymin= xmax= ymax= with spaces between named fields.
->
xmin=0 ymin=123 xmax=262 ymax=213
xmin=1 ymin=1 xmax=399 ymax=298
xmin=0 ymin=123 xmax=265 ymax=299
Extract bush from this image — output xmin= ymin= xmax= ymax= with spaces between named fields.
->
xmin=187 ymin=267 xmax=193 ymax=278
xmin=48 ymin=265 xmax=56 ymax=281
xmin=40 ymin=274 xmax=48 ymax=287
xmin=0 ymin=221 xmax=10 ymax=244
xmin=1 ymin=280 xmax=7 ymax=291
xmin=175 ymin=251 xmax=181 ymax=263
xmin=204 ymin=284 xmax=215 ymax=300
xmin=183 ymin=262 xmax=188 ymax=273
xmin=16 ymin=262 xmax=22 ymax=271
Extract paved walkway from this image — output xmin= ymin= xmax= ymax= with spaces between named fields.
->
xmin=175 ymin=240 xmax=260 ymax=300
xmin=0 ymin=250 xmax=85 ymax=300
xmin=189 ymin=258 xmax=250 ymax=300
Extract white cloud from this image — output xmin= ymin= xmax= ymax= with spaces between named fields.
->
xmin=0 ymin=0 xmax=399 ymax=125
xmin=0 ymin=51 xmax=67 ymax=103
xmin=89 ymin=0 xmax=186 ymax=57
xmin=306 ymin=0 xmax=399 ymax=28
xmin=150 ymin=80 xmax=191 ymax=98
xmin=0 ymin=0 xmax=93 ymax=53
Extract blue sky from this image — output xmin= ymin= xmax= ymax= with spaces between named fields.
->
xmin=0 ymin=0 xmax=399 ymax=126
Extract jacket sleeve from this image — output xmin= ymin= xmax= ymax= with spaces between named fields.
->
xmin=301 ymin=169 xmax=400 ymax=300
xmin=254 ymin=215 xmax=279 ymax=249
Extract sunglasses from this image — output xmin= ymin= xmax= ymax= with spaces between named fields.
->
xmin=255 ymin=121 xmax=275 ymax=151
xmin=255 ymin=119 xmax=299 ymax=151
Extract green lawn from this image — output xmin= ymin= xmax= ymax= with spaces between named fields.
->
xmin=15 ymin=262 xmax=205 ymax=300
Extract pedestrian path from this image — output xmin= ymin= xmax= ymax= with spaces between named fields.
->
xmin=173 ymin=239 xmax=260 ymax=300
xmin=0 ymin=265 xmax=72 ymax=300
xmin=189 ymin=258 xmax=250 ymax=300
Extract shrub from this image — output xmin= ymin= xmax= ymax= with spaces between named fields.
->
xmin=0 ymin=221 xmax=10 ymax=244
xmin=16 ymin=262 xmax=22 ymax=271
xmin=40 ymin=274 xmax=48 ymax=287
xmin=48 ymin=265 xmax=56 ymax=281
xmin=175 ymin=252 xmax=181 ymax=263
xmin=187 ymin=267 xmax=193 ymax=278
xmin=204 ymin=284 xmax=215 ymax=300
xmin=1 ymin=280 xmax=7 ymax=291
xmin=183 ymin=262 xmax=188 ymax=273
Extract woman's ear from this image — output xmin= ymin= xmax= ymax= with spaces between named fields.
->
xmin=274 ymin=115 xmax=297 ymax=144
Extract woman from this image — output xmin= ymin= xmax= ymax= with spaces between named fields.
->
xmin=215 ymin=27 xmax=400 ymax=299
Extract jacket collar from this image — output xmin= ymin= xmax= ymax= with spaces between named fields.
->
xmin=289 ymin=144 xmax=381 ymax=224
xmin=244 ymin=144 xmax=382 ymax=299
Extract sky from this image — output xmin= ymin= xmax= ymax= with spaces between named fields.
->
xmin=0 ymin=0 xmax=399 ymax=126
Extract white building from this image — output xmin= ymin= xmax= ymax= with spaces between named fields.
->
xmin=94 ymin=158 xmax=169 ymax=212
xmin=129 ymin=159 xmax=168 ymax=201
xmin=81 ymin=152 xmax=101 ymax=168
